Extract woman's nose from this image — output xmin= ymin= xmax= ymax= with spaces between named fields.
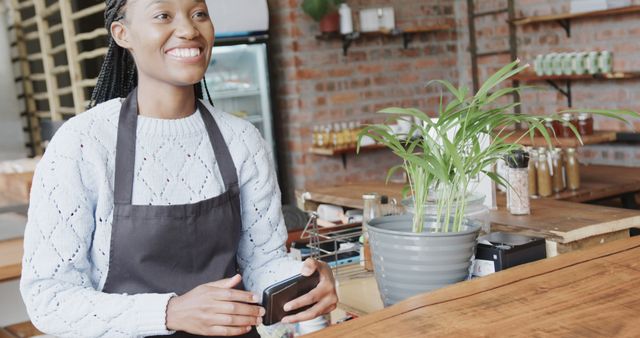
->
xmin=174 ymin=17 xmax=200 ymax=39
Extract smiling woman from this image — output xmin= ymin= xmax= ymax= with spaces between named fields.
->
xmin=19 ymin=0 xmax=337 ymax=337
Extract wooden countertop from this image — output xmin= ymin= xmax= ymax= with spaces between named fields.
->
xmin=297 ymin=168 xmax=640 ymax=255
xmin=306 ymin=235 xmax=640 ymax=337
xmin=297 ymin=165 xmax=640 ymax=208
xmin=0 ymin=238 xmax=22 ymax=282
xmin=491 ymin=198 xmax=640 ymax=243
xmin=551 ymin=165 xmax=640 ymax=203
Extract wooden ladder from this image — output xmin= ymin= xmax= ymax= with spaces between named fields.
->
xmin=5 ymin=0 xmax=43 ymax=156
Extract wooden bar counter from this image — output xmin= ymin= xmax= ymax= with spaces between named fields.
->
xmin=297 ymin=167 xmax=640 ymax=256
xmin=307 ymin=235 xmax=640 ymax=337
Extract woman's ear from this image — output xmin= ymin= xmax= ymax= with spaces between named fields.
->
xmin=111 ymin=21 xmax=132 ymax=50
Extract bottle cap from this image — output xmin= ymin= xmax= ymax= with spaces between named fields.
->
xmin=504 ymin=149 xmax=530 ymax=169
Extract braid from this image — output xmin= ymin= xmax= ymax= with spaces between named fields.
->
xmin=90 ymin=0 xmax=135 ymax=107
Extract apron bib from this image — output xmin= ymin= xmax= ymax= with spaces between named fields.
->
xmin=102 ymin=89 xmax=259 ymax=338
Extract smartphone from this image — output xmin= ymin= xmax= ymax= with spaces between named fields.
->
xmin=261 ymin=271 xmax=320 ymax=325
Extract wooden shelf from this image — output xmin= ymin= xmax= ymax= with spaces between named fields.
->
xmin=309 ymin=144 xmax=388 ymax=169
xmin=309 ymin=144 xmax=387 ymax=156
xmin=514 ymin=72 xmax=640 ymax=82
xmin=505 ymin=130 xmax=617 ymax=147
xmin=512 ymin=5 xmax=640 ymax=26
xmin=513 ymin=71 xmax=640 ymax=107
xmin=316 ymin=23 xmax=454 ymax=56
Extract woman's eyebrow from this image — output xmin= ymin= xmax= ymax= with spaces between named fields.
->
xmin=146 ymin=0 xmax=205 ymax=8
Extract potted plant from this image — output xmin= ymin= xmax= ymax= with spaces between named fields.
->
xmin=358 ymin=60 xmax=636 ymax=306
xmin=301 ymin=0 xmax=344 ymax=33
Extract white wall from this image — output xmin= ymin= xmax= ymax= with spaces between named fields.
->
xmin=0 ymin=5 xmax=27 ymax=161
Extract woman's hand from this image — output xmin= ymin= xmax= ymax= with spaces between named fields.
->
xmin=166 ymin=274 xmax=264 ymax=336
xmin=281 ymin=258 xmax=338 ymax=324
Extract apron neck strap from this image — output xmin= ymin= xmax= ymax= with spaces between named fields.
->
xmin=114 ymin=90 xmax=139 ymax=205
xmin=197 ymin=99 xmax=239 ymax=190
xmin=114 ymin=88 xmax=239 ymax=205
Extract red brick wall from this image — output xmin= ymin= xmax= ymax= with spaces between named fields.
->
xmin=268 ymin=0 xmax=459 ymax=201
xmin=455 ymin=0 xmax=640 ymax=165
xmin=269 ymin=0 xmax=640 ymax=201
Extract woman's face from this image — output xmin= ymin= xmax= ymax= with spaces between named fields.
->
xmin=113 ymin=0 xmax=215 ymax=87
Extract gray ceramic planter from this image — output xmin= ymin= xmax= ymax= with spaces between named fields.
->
xmin=367 ymin=214 xmax=481 ymax=306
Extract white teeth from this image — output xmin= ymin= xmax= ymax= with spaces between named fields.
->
xmin=168 ymin=48 xmax=200 ymax=58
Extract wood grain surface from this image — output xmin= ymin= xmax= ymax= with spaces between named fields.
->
xmin=0 ymin=173 xmax=32 ymax=205
xmin=0 ymin=238 xmax=22 ymax=282
xmin=490 ymin=198 xmax=640 ymax=243
xmin=305 ymin=236 xmax=640 ymax=337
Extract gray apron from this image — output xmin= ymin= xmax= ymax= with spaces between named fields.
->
xmin=102 ymin=89 xmax=260 ymax=338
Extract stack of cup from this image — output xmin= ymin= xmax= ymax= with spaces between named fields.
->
xmin=533 ymin=51 xmax=612 ymax=76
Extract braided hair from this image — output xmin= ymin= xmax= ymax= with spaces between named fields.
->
xmin=90 ymin=0 xmax=214 ymax=107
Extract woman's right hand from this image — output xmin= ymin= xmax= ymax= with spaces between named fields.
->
xmin=166 ymin=274 xmax=264 ymax=336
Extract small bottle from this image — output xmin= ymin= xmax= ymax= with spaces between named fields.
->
xmin=333 ymin=123 xmax=343 ymax=150
xmin=312 ymin=125 xmax=319 ymax=148
xmin=339 ymin=3 xmax=353 ymax=35
xmin=330 ymin=124 xmax=338 ymax=150
xmin=537 ymin=148 xmax=553 ymax=197
xmin=504 ymin=150 xmax=531 ymax=215
xmin=322 ymin=125 xmax=331 ymax=149
xmin=527 ymin=148 xmax=538 ymax=197
xmin=340 ymin=122 xmax=350 ymax=149
xmin=565 ymin=148 xmax=581 ymax=190
xmin=348 ymin=121 xmax=357 ymax=147
xmin=551 ymin=149 xmax=565 ymax=193
xmin=362 ymin=193 xmax=381 ymax=271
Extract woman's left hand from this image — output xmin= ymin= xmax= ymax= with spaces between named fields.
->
xmin=281 ymin=258 xmax=338 ymax=324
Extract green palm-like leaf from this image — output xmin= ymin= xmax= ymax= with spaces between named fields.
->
xmin=358 ymin=60 xmax=639 ymax=233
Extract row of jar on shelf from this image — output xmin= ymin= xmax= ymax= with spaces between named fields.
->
xmin=311 ymin=121 xmax=368 ymax=150
xmin=533 ymin=51 xmax=612 ymax=77
xmin=527 ymin=147 xmax=581 ymax=197
xmin=501 ymin=147 xmax=581 ymax=216
xmin=529 ymin=112 xmax=595 ymax=137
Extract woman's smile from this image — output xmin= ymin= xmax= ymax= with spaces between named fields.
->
xmin=165 ymin=45 xmax=205 ymax=64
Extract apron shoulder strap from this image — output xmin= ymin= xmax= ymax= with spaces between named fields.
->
xmin=197 ymin=100 xmax=239 ymax=190
xmin=114 ymin=90 xmax=139 ymax=205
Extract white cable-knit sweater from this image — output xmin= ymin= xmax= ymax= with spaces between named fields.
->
xmin=20 ymin=98 xmax=303 ymax=337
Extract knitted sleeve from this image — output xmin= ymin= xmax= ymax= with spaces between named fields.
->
xmin=20 ymin=123 xmax=175 ymax=338
xmin=235 ymin=124 xmax=303 ymax=297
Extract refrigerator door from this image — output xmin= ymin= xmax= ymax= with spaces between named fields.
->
xmin=205 ymin=43 xmax=275 ymax=165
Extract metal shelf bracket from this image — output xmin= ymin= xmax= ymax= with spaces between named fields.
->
xmin=556 ymin=19 xmax=571 ymax=37
xmin=545 ymin=79 xmax=573 ymax=107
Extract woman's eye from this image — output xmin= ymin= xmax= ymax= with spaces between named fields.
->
xmin=154 ymin=13 xmax=170 ymax=20
xmin=193 ymin=11 xmax=209 ymax=19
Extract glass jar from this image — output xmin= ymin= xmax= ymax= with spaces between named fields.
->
xmin=551 ymin=149 xmax=565 ymax=193
xmin=552 ymin=120 xmax=564 ymax=138
xmin=561 ymin=113 xmax=577 ymax=138
xmin=565 ymin=148 xmax=581 ymax=190
xmin=362 ymin=193 xmax=381 ymax=271
xmin=528 ymin=148 xmax=538 ymax=197
xmin=505 ymin=150 xmax=530 ymax=215
xmin=543 ymin=117 xmax=554 ymax=136
xmin=536 ymin=148 xmax=553 ymax=197
xmin=578 ymin=113 xmax=594 ymax=136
